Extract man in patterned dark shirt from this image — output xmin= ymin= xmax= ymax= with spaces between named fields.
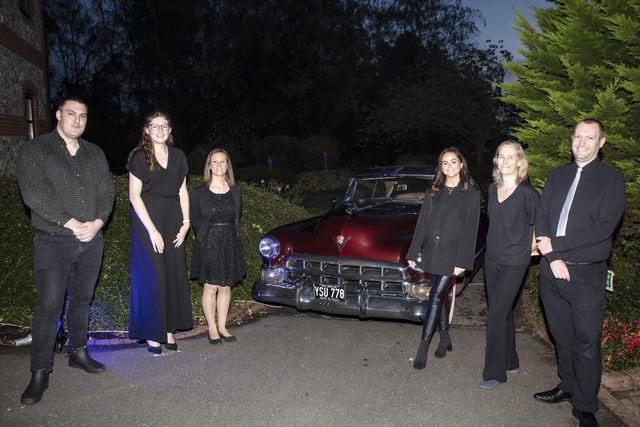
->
xmin=16 ymin=96 xmax=115 ymax=405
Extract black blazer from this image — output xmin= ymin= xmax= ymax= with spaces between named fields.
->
xmin=535 ymin=159 xmax=625 ymax=263
xmin=406 ymin=184 xmax=481 ymax=276
xmin=190 ymin=184 xmax=242 ymax=243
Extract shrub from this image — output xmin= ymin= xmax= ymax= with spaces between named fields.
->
xmin=0 ymin=178 xmax=36 ymax=326
xmin=0 ymin=175 xmax=309 ymax=331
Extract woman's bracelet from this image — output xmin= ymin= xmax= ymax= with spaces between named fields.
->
xmin=182 ymin=219 xmax=191 ymax=224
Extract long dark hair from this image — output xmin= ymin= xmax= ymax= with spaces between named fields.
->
xmin=128 ymin=111 xmax=174 ymax=171
xmin=430 ymin=146 xmax=476 ymax=196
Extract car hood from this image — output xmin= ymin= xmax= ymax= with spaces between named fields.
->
xmin=269 ymin=203 xmax=419 ymax=264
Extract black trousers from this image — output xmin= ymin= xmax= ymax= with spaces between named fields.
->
xmin=31 ymin=231 xmax=104 ymax=370
xmin=482 ymin=260 xmax=529 ymax=382
xmin=539 ymin=258 xmax=606 ymax=413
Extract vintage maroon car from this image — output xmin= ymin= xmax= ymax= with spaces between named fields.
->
xmin=251 ymin=165 xmax=486 ymax=322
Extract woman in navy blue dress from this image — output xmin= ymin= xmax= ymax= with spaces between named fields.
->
xmin=127 ymin=112 xmax=193 ymax=354
xmin=479 ymin=140 xmax=539 ymax=388
xmin=191 ymin=149 xmax=246 ymax=344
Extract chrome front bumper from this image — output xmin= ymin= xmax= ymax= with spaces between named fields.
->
xmin=251 ymin=278 xmax=428 ymax=322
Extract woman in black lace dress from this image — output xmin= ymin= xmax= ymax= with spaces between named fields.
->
xmin=191 ymin=148 xmax=246 ymax=344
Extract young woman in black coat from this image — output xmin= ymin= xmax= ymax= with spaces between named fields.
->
xmin=406 ymin=147 xmax=481 ymax=370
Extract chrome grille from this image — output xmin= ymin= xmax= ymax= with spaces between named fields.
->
xmin=284 ymin=254 xmax=407 ymax=295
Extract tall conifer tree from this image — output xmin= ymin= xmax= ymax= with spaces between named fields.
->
xmin=502 ymin=0 xmax=639 ymax=206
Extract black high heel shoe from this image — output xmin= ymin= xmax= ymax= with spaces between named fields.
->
xmin=208 ymin=336 xmax=222 ymax=345
xmin=146 ymin=343 xmax=162 ymax=354
xmin=221 ymin=334 xmax=236 ymax=343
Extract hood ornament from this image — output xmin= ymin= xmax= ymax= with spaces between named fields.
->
xmin=334 ymin=234 xmax=350 ymax=251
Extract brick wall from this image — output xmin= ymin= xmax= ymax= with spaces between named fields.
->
xmin=0 ymin=0 xmax=51 ymax=177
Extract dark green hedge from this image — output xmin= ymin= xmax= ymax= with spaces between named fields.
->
xmin=0 ymin=175 xmax=309 ymax=330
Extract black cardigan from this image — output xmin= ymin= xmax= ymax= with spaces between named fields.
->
xmin=190 ymin=184 xmax=242 ymax=243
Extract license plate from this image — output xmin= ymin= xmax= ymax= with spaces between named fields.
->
xmin=314 ymin=284 xmax=345 ymax=301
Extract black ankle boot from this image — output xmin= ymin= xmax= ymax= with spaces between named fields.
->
xmin=413 ymin=340 xmax=429 ymax=370
xmin=435 ymin=296 xmax=453 ymax=359
xmin=69 ymin=346 xmax=106 ymax=373
xmin=20 ymin=369 xmax=50 ymax=405
xmin=434 ymin=334 xmax=453 ymax=359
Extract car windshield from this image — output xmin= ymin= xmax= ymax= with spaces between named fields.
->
xmin=344 ymin=176 xmax=431 ymax=204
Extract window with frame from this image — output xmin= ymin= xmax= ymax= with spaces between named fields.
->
xmin=25 ymin=93 xmax=35 ymax=139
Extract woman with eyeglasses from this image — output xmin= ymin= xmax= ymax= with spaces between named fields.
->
xmin=406 ymin=147 xmax=481 ymax=370
xmin=127 ymin=111 xmax=193 ymax=354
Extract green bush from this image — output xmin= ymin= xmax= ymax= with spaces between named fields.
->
xmin=0 ymin=175 xmax=309 ymax=330
xmin=0 ymin=178 xmax=36 ymax=326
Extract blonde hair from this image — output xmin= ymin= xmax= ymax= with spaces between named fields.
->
xmin=492 ymin=140 xmax=529 ymax=187
xmin=203 ymin=148 xmax=235 ymax=186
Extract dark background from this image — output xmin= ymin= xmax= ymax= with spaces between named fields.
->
xmin=45 ymin=0 xmax=518 ymax=181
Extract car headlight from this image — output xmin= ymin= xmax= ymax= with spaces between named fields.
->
xmin=409 ymin=284 xmax=430 ymax=300
xmin=258 ymin=236 xmax=280 ymax=260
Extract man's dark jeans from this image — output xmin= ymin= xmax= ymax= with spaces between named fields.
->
xmin=30 ymin=231 xmax=104 ymax=370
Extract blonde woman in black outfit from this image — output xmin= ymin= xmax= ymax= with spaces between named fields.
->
xmin=479 ymin=140 xmax=539 ymax=389
xmin=191 ymin=149 xmax=246 ymax=344
xmin=406 ymin=147 xmax=481 ymax=370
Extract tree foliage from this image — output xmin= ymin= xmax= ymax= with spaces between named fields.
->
xmin=502 ymin=0 xmax=640 ymax=206
xmin=43 ymin=0 xmax=513 ymax=174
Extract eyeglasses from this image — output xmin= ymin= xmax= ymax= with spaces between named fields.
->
xmin=148 ymin=124 xmax=170 ymax=132
xmin=572 ymin=134 xmax=597 ymax=143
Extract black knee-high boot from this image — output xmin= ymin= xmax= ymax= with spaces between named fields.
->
xmin=435 ymin=292 xmax=453 ymax=358
xmin=414 ymin=275 xmax=455 ymax=370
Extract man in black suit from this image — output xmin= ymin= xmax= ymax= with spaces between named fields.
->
xmin=534 ymin=119 xmax=626 ymax=427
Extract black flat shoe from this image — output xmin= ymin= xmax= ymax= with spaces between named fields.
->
xmin=165 ymin=342 xmax=178 ymax=351
xmin=208 ymin=337 xmax=222 ymax=345
xmin=221 ymin=334 xmax=236 ymax=343
xmin=533 ymin=386 xmax=571 ymax=404
xmin=146 ymin=343 xmax=162 ymax=354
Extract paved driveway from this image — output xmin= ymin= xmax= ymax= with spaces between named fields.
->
xmin=0 ymin=285 xmax=625 ymax=427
